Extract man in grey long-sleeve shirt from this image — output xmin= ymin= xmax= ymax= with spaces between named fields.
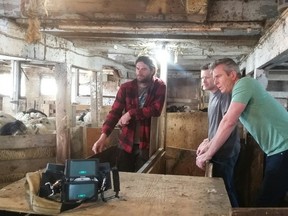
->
xmin=197 ymin=63 xmax=240 ymax=207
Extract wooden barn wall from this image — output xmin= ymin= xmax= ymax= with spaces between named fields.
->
xmin=165 ymin=112 xmax=208 ymax=150
xmin=82 ymin=127 xmax=118 ymax=158
xmin=164 ymin=112 xmax=208 ymax=176
xmin=234 ymin=134 xmax=264 ymax=207
xmin=70 ymin=126 xmax=120 ymax=159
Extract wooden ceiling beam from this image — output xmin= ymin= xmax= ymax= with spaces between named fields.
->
xmin=15 ymin=17 xmax=264 ymax=34
xmin=41 ymin=31 xmax=259 ymax=43
xmin=18 ymin=0 xmax=209 ymax=22
xmin=9 ymin=0 xmax=209 ymax=23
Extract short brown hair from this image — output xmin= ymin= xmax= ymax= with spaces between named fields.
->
xmin=200 ymin=63 xmax=211 ymax=71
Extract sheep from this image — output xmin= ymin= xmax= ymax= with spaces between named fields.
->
xmin=0 ymin=120 xmax=27 ymax=136
xmin=0 ymin=111 xmax=16 ymax=128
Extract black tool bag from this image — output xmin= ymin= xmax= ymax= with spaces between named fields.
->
xmin=39 ymin=163 xmax=65 ymax=198
xmin=26 ymin=160 xmax=120 ymax=215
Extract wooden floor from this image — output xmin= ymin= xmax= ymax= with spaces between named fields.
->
xmin=0 ymin=172 xmax=231 ymax=215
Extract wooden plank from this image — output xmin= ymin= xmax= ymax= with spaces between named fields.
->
xmin=90 ymin=70 xmax=98 ymax=125
xmin=146 ymin=150 xmax=166 ymax=174
xmin=0 ymin=172 xmax=231 ymax=215
xmin=149 ymin=117 xmax=159 ymax=157
xmin=0 ymin=134 xmax=56 ymax=149
xmin=137 ymin=148 xmax=165 ymax=174
xmin=55 ymin=63 xmax=71 ymax=163
xmin=0 ymin=157 xmax=55 ymax=175
xmin=165 ymin=147 xmax=205 ymax=176
xmin=165 ymin=112 xmax=208 ymax=150
xmin=0 ymin=178 xmax=33 ymax=214
xmin=0 ymin=134 xmax=56 ymax=188
xmin=186 ymin=0 xmax=208 ymax=15
xmin=84 ymin=127 xmax=102 ymax=158
xmin=88 ymin=145 xmax=118 ymax=167
xmin=75 ymin=104 xmax=90 ymax=112
xmin=45 ymin=0 xmax=150 ymax=13
xmin=0 ymin=147 xmax=55 ymax=160
xmin=70 ymin=126 xmax=84 ymax=158
xmin=0 ymin=158 xmax=55 ymax=182
xmin=83 ymin=127 xmax=119 ymax=158
xmin=231 ymin=208 xmax=288 ymax=216
xmin=234 ymin=134 xmax=264 ymax=207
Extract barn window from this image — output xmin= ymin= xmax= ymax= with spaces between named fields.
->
xmin=78 ymin=70 xmax=92 ymax=97
xmin=0 ymin=72 xmax=11 ymax=96
xmin=20 ymin=72 xmax=26 ymax=97
xmin=40 ymin=76 xmax=57 ymax=96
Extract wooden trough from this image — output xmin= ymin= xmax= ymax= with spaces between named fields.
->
xmin=89 ymin=112 xmax=208 ymax=176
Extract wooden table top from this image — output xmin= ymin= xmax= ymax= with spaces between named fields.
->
xmin=0 ymin=172 xmax=231 ymax=215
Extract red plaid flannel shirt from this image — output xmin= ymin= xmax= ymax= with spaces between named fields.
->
xmin=101 ymin=77 xmax=166 ymax=153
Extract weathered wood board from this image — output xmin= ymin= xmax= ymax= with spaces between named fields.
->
xmin=83 ymin=127 xmax=119 ymax=158
xmin=165 ymin=112 xmax=208 ymax=150
xmin=165 ymin=147 xmax=205 ymax=177
xmin=138 ymin=148 xmax=166 ymax=174
xmin=70 ymin=126 xmax=84 ymax=159
xmin=0 ymin=134 xmax=56 ymax=188
xmin=234 ymin=135 xmax=264 ymax=207
xmin=0 ymin=134 xmax=56 ymax=149
xmin=231 ymin=208 xmax=288 ymax=215
xmin=0 ymin=172 xmax=231 ymax=216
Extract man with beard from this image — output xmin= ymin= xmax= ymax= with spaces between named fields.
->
xmin=92 ymin=55 xmax=166 ymax=172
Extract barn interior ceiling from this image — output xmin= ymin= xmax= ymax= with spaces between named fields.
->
xmin=0 ymin=0 xmax=286 ymax=78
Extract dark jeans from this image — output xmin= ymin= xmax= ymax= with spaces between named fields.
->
xmin=115 ymin=144 xmax=149 ymax=172
xmin=212 ymin=154 xmax=239 ymax=207
xmin=256 ymin=149 xmax=288 ymax=207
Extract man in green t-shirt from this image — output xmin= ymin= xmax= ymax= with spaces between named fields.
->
xmin=196 ymin=58 xmax=288 ymax=207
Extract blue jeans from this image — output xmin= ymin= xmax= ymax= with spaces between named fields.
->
xmin=212 ymin=154 xmax=239 ymax=207
xmin=256 ymin=149 xmax=288 ymax=207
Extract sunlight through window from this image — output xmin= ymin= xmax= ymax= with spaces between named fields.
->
xmin=40 ymin=76 xmax=57 ymax=96
xmin=0 ymin=73 xmax=12 ymax=96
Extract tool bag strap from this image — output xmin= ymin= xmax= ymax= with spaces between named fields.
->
xmin=25 ymin=171 xmax=81 ymax=215
xmin=25 ymin=171 xmax=62 ymax=215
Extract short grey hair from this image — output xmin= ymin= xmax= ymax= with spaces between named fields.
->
xmin=209 ymin=58 xmax=242 ymax=78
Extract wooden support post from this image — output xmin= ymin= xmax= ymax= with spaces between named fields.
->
xmin=90 ymin=70 xmax=101 ymax=126
xmin=55 ymin=63 xmax=72 ymax=164
xmin=158 ymin=47 xmax=168 ymax=150
xmin=96 ymin=70 xmax=103 ymax=126
xmin=11 ymin=60 xmax=21 ymax=114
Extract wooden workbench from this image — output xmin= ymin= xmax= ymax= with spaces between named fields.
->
xmin=0 ymin=172 xmax=231 ymax=215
